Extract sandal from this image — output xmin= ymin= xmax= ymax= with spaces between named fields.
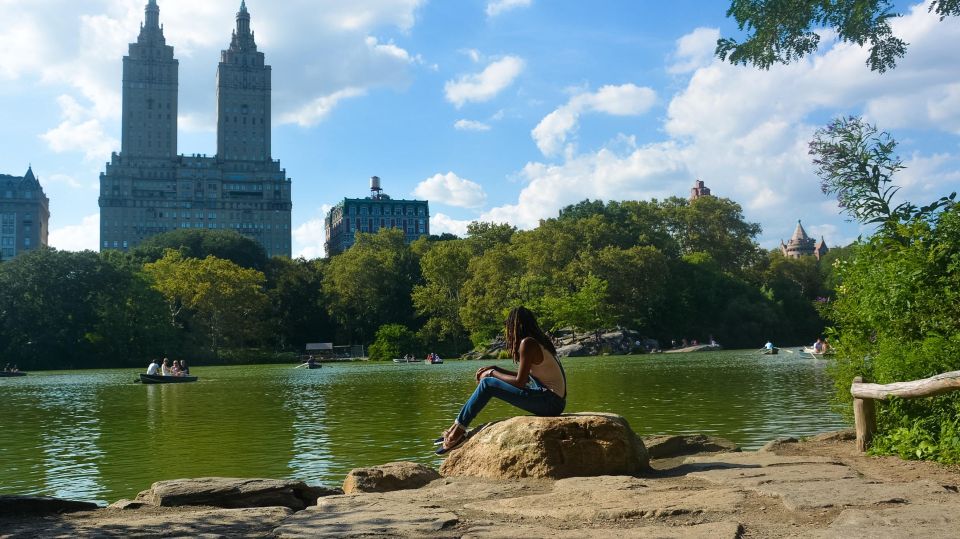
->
xmin=435 ymin=425 xmax=466 ymax=455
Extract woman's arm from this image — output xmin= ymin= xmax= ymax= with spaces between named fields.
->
xmin=482 ymin=338 xmax=542 ymax=388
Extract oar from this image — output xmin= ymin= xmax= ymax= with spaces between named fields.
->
xmin=293 ymin=362 xmax=309 ymax=369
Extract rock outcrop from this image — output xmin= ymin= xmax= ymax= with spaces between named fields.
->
xmin=440 ymin=413 xmax=650 ymax=479
xmin=342 ymin=461 xmax=440 ymax=494
xmin=134 ymin=477 xmax=339 ymax=510
xmin=643 ymin=434 xmax=740 ymax=459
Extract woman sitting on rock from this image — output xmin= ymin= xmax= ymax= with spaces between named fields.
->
xmin=436 ymin=306 xmax=567 ymax=454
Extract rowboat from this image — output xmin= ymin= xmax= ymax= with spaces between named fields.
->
xmin=392 ymin=357 xmax=418 ymax=363
xmin=0 ymin=371 xmax=26 ymax=377
xmin=762 ymin=347 xmax=779 ymax=355
xmin=802 ymin=347 xmax=835 ymax=359
xmin=307 ymin=363 xmax=322 ymax=369
xmin=140 ymin=373 xmax=198 ymax=384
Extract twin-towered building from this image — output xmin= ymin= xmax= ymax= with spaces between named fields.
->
xmin=99 ymin=0 xmax=292 ymax=257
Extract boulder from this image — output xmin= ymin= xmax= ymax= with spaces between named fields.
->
xmin=643 ymin=434 xmax=740 ymax=459
xmin=0 ymin=495 xmax=99 ymax=516
xmin=134 ymin=477 xmax=339 ymax=510
xmin=555 ymin=343 xmax=588 ymax=358
xmin=342 ymin=461 xmax=440 ymax=494
xmin=758 ymin=436 xmax=799 ymax=452
xmin=440 ymin=413 xmax=649 ymax=479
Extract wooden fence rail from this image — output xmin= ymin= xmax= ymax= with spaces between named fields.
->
xmin=850 ymin=370 xmax=960 ymax=451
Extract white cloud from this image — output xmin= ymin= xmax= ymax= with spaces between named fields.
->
xmin=429 ymin=213 xmax=472 ymax=237
xmin=414 ymin=172 xmax=488 ymax=208
xmin=293 ymin=204 xmax=333 ymax=259
xmin=40 ymin=95 xmax=118 ymax=161
xmin=49 ymin=213 xmax=100 ymax=252
xmin=481 ymin=139 xmax=689 ymax=229
xmin=282 ymin=87 xmax=368 ymax=127
xmin=531 ymin=84 xmax=656 ymax=156
xmin=486 ymin=0 xmax=532 ymax=17
xmin=45 ymin=173 xmax=94 ymax=190
xmin=444 ymin=56 xmax=525 ymax=108
xmin=668 ymin=27 xmax=720 ymax=74
xmin=454 ymin=119 xmax=492 ymax=131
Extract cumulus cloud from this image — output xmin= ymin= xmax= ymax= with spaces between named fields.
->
xmin=531 ymin=84 xmax=656 ymax=156
xmin=429 ymin=212 xmax=472 ymax=237
xmin=454 ymin=119 xmax=492 ymax=131
xmin=40 ymin=95 xmax=118 ymax=161
xmin=282 ymin=87 xmax=368 ymax=127
xmin=481 ymin=139 xmax=689 ymax=229
xmin=444 ymin=56 xmax=525 ymax=108
xmin=293 ymin=204 xmax=333 ymax=259
xmin=49 ymin=213 xmax=100 ymax=252
xmin=414 ymin=172 xmax=488 ymax=208
xmin=668 ymin=27 xmax=721 ymax=74
xmin=486 ymin=0 xmax=532 ymax=17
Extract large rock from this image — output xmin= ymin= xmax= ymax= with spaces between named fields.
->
xmin=0 ymin=495 xmax=98 ymax=516
xmin=134 ymin=477 xmax=338 ymax=510
xmin=342 ymin=461 xmax=440 ymax=494
xmin=440 ymin=413 xmax=649 ymax=479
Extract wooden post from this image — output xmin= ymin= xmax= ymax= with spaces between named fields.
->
xmin=852 ymin=376 xmax=876 ymax=452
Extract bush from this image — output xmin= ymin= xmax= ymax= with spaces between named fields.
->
xmin=368 ymin=324 xmax=419 ymax=362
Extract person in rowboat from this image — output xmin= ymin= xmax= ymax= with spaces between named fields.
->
xmin=436 ymin=306 xmax=567 ymax=454
xmin=146 ymin=359 xmax=160 ymax=375
xmin=161 ymin=358 xmax=172 ymax=376
xmin=180 ymin=360 xmax=190 ymax=375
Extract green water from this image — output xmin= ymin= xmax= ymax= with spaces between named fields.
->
xmin=0 ymin=350 xmax=845 ymax=505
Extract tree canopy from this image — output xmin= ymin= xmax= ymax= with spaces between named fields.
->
xmin=718 ymin=0 xmax=960 ymax=72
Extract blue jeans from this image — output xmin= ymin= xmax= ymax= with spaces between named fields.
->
xmin=456 ymin=376 xmax=566 ymax=428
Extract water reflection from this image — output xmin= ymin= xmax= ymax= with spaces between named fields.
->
xmin=0 ymin=351 xmax=847 ymax=503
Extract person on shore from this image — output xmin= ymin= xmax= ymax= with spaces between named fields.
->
xmin=146 ymin=359 xmax=160 ymax=375
xmin=436 ymin=306 xmax=567 ymax=454
xmin=161 ymin=358 xmax=172 ymax=376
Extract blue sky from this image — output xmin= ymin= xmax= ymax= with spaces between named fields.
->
xmin=1 ymin=0 xmax=959 ymax=258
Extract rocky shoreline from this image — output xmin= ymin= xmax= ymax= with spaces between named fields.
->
xmin=3 ymin=414 xmax=959 ymax=538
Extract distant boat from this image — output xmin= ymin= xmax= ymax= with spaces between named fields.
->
xmin=762 ymin=347 xmax=780 ymax=355
xmin=424 ymin=358 xmax=443 ymax=365
xmin=664 ymin=344 xmax=722 ymax=354
xmin=802 ymin=346 xmax=834 ymax=359
xmin=392 ymin=357 xmax=419 ymax=363
xmin=0 ymin=371 xmax=26 ymax=378
xmin=307 ymin=363 xmax=322 ymax=369
xmin=140 ymin=373 xmax=198 ymax=384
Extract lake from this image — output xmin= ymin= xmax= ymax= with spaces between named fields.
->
xmin=0 ymin=350 xmax=846 ymax=505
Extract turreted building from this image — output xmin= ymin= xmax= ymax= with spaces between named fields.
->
xmin=0 ymin=166 xmax=49 ymax=261
xmin=780 ymin=220 xmax=828 ymax=260
xmin=99 ymin=0 xmax=292 ymax=257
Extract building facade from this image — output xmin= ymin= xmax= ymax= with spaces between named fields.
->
xmin=99 ymin=0 xmax=292 ymax=257
xmin=689 ymin=179 xmax=712 ymax=201
xmin=780 ymin=220 xmax=828 ymax=260
xmin=324 ymin=177 xmax=429 ymax=256
xmin=0 ymin=167 xmax=50 ymax=261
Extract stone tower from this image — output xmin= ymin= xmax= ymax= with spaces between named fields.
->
xmin=780 ymin=220 xmax=829 ymax=260
xmin=216 ymin=0 xmax=272 ymax=162
xmin=121 ymin=0 xmax=178 ymax=158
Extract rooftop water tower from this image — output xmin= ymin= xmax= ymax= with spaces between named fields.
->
xmin=370 ymin=175 xmax=383 ymax=199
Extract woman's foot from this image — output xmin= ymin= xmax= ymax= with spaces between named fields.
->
xmin=435 ymin=424 xmax=466 ymax=455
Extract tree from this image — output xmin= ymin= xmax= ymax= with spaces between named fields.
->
xmin=133 ymin=229 xmax=269 ymax=271
xmin=541 ymin=274 xmax=616 ymax=345
xmin=809 ymin=116 xmax=955 ymax=230
xmin=661 ymin=196 xmax=763 ymax=276
xmin=265 ymin=257 xmax=331 ymax=351
xmin=411 ymin=240 xmax=473 ymax=354
xmin=144 ymin=250 xmax=269 ymax=352
xmin=322 ymin=228 xmax=421 ymax=343
xmin=459 ymin=244 xmax=524 ymax=346
xmin=368 ymin=324 xmax=419 ymax=361
xmin=718 ymin=0 xmax=959 ymax=73
xmin=574 ymin=245 xmax=670 ymax=330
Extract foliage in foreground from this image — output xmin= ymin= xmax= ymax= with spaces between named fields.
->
xmin=812 ymin=116 xmax=960 ymax=463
